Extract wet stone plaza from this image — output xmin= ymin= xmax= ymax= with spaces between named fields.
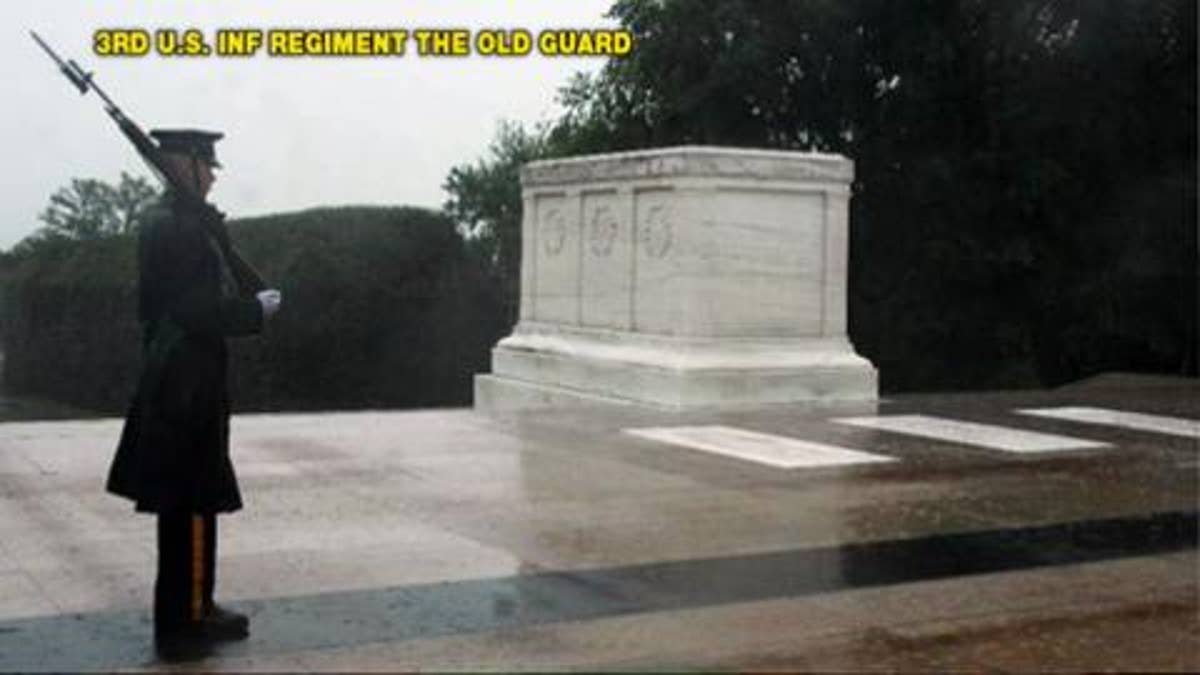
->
xmin=0 ymin=373 xmax=1196 ymax=671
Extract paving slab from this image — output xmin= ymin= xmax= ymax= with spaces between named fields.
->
xmin=0 ymin=376 xmax=1195 ymax=671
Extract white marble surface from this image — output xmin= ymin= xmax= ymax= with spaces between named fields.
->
xmin=531 ymin=193 xmax=578 ymax=324
xmin=580 ymin=189 xmax=632 ymax=330
xmin=680 ymin=189 xmax=825 ymax=336
xmin=520 ymin=145 xmax=855 ymax=186
xmin=479 ymin=146 xmax=877 ymax=411
xmin=0 ymin=393 xmax=1193 ymax=662
xmin=0 ymin=411 xmax=529 ymax=619
xmin=1017 ymin=407 xmax=1200 ymax=439
xmin=519 ymin=148 xmax=854 ymax=339
xmin=833 ymin=415 xmax=1112 ymax=453
xmin=624 ymin=425 xmax=895 ymax=469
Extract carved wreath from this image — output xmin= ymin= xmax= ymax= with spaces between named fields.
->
xmin=588 ymin=205 xmax=618 ymax=257
xmin=638 ymin=203 xmax=673 ymax=259
xmin=541 ymin=208 xmax=566 ymax=257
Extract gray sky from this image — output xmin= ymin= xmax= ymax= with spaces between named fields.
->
xmin=3 ymin=1 xmax=617 ymax=249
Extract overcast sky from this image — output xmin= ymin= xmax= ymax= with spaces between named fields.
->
xmin=3 ymin=1 xmax=617 ymax=249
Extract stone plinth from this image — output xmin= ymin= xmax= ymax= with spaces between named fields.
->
xmin=474 ymin=146 xmax=878 ymax=411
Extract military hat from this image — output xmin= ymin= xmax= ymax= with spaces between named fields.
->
xmin=149 ymin=129 xmax=224 ymax=168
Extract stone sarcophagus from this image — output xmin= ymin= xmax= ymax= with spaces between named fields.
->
xmin=474 ymin=146 xmax=878 ymax=411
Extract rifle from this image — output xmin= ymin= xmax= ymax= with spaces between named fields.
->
xmin=30 ymin=31 xmax=268 ymax=296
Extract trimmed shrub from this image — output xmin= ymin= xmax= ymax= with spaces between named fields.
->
xmin=0 ymin=206 xmax=507 ymax=413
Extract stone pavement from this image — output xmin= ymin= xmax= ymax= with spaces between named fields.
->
xmin=0 ymin=374 xmax=1195 ymax=671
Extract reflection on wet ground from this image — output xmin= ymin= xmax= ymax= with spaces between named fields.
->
xmin=0 ymin=374 xmax=1195 ymax=670
xmin=0 ymin=510 xmax=1194 ymax=670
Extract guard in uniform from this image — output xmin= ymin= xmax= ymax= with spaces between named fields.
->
xmin=106 ymin=129 xmax=282 ymax=654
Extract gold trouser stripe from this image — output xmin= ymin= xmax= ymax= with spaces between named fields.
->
xmin=191 ymin=515 xmax=204 ymax=621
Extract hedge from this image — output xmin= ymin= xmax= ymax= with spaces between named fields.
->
xmin=0 ymin=206 xmax=507 ymax=414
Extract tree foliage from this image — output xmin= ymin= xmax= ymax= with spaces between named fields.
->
xmin=17 ymin=172 xmax=159 ymax=255
xmin=447 ymin=0 xmax=1196 ymax=390
xmin=443 ymin=121 xmax=554 ymax=324
xmin=1 ymin=207 xmax=506 ymax=413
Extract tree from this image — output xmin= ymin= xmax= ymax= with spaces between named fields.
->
xmin=442 ymin=121 xmax=555 ymax=325
xmin=32 ymin=172 xmax=159 ymax=243
xmin=446 ymin=0 xmax=1196 ymax=389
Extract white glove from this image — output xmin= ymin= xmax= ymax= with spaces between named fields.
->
xmin=256 ymin=289 xmax=282 ymax=319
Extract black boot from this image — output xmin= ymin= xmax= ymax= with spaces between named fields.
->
xmin=154 ymin=624 xmax=212 ymax=662
xmin=201 ymin=604 xmax=249 ymax=640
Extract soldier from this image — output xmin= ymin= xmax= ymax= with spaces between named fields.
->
xmin=106 ymin=129 xmax=281 ymax=655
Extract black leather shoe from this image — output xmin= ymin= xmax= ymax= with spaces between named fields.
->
xmin=202 ymin=604 xmax=249 ymax=640
xmin=154 ymin=629 xmax=212 ymax=662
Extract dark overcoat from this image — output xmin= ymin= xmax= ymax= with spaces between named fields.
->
xmin=107 ymin=194 xmax=262 ymax=514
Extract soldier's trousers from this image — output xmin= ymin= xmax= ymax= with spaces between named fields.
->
xmin=154 ymin=511 xmax=216 ymax=634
